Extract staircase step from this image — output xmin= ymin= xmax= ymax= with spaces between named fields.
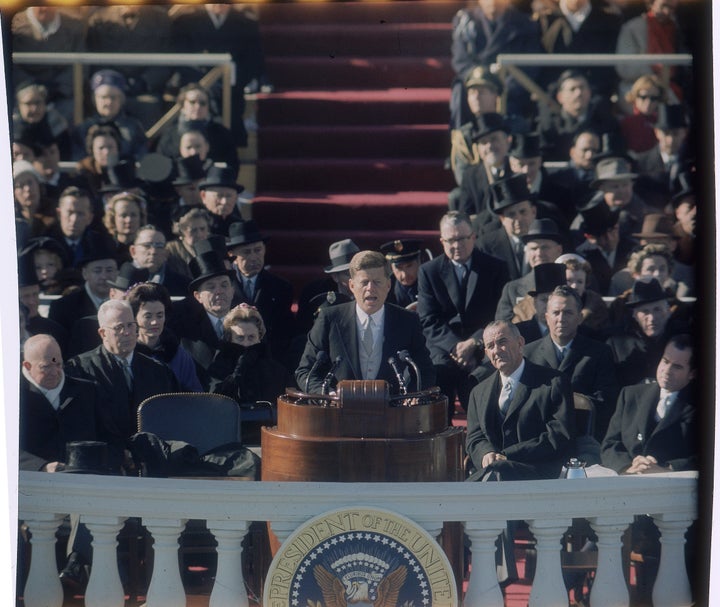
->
xmin=266 ymin=56 xmax=453 ymax=89
xmin=256 ymin=158 xmax=454 ymax=193
xmin=253 ymin=191 xmax=448 ymax=231
xmin=262 ymin=22 xmax=452 ymax=57
xmin=257 ymin=1 xmax=465 ymax=26
xmin=257 ymin=88 xmax=450 ymax=126
xmin=258 ymin=124 xmax=449 ymax=158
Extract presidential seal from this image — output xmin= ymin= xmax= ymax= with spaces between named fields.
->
xmin=264 ymin=507 xmax=457 ymax=607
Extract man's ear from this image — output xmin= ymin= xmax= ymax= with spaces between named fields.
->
xmin=192 ymin=290 xmax=202 ymax=304
xmin=21 ymin=361 xmax=31 ymax=371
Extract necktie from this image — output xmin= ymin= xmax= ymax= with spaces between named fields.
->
xmin=499 ymin=379 xmax=513 ymax=415
xmin=656 ymin=392 xmax=672 ymax=420
xmin=557 ymin=347 xmax=566 ymax=365
xmin=120 ymin=358 xmax=133 ymax=391
xmin=244 ymin=279 xmax=254 ymax=301
xmin=363 ymin=316 xmax=375 ymax=356
xmin=515 ymin=241 xmax=525 ymax=273
xmin=215 ymin=317 xmax=224 ymax=339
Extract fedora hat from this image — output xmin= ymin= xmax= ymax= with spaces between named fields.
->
xmin=464 ymin=66 xmax=503 ymax=95
xmin=198 ymin=165 xmax=244 ymax=193
xmin=509 ymin=132 xmax=541 ymax=159
xmin=528 ymin=262 xmax=566 ymax=296
xmin=188 ymin=238 xmax=233 ymax=292
xmin=632 ymin=213 xmax=677 ymax=240
xmin=63 ymin=441 xmax=119 ymax=475
xmin=521 ymin=218 xmax=563 ymax=245
xmin=225 ymin=220 xmax=268 ymax=249
xmin=626 ymin=278 xmax=667 ymax=307
xmin=380 ymin=238 xmax=423 ymax=263
xmin=107 ymin=262 xmax=149 ymax=291
xmin=654 ymin=104 xmax=689 ymax=131
xmin=491 ymin=174 xmax=532 ymax=213
xmin=590 ymin=157 xmax=637 ymax=188
xmin=470 ymin=112 xmax=510 ymax=142
xmin=171 ymin=154 xmax=206 ymax=186
xmin=578 ymin=192 xmax=619 ymax=236
xmin=324 ymin=239 xmax=360 ymax=273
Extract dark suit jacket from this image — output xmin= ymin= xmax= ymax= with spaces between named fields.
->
xmin=386 ymin=278 xmax=418 ymax=309
xmin=514 ymin=319 xmax=545 ymax=345
xmin=42 ymin=225 xmax=116 ymax=269
xmin=48 ymin=288 xmax=99 ymax=334
xmin=19 ymin=374 xmax=100 ymax=471
xmin=576 ymin=236 xmax=635 ymax=296
xmin=495 ymin=272 xmax=534 ymax=321
xmin=295 ymin=302 xmax=435 ymax=394
xmin=601 ymin=382 xmax=697 ymax=473
xmin=66 ymin=345 xmax=178 ymax=449
xmin=458 ymin=159 xmax=511 ymax=219
xmin=478 ymin=228 xmax=524 ymax=280
xmin=466 ymin=359 xmax=574 ymax=480
xmin=524 ymin=334 xmax=620 ymax=439
xmin=418 ymin=249 xmax=509 ymax=365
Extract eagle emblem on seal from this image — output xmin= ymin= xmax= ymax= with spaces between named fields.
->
xmin=313 ymin=557 xmax=407 ymax=607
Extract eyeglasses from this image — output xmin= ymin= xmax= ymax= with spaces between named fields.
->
xmin=135 ymin=242 xmax=166 ymax=250
xmin=637 ymin=94 xmax=661 ymax=102
xmin=441 ymin=235 xmax=474 ymax=245
xmin=103 ymin=322 xmax=138 ymax=335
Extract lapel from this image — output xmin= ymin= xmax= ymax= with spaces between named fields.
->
xmin=464 ymin=253 xmax=479 ymax=311
xmin=540 ymin=336 xmax=561 ymax=370
xmin=253 ymin=270 xmax=265 ymax=305
xmin=58 ymin=381 xmax=77 ymax=412
xmin=503 ymin=361 xmax=532 ymax=421
xmin=440 ymin=257 xmax=464 ymax=312
xmin=339 ymin=304 xmax=361 ymax=380
xmin=99 ymin=346 xmax=132 ymax=401
xmin=639 ymin=385 xmax=661 ymax=438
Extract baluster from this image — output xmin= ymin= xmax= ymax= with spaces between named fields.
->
xmin=463 ymin=521 xmax=505 ymax=607
xmin=22 ymin=513 xmax=65 ymax=607
xmin=588 ymin=516 xmax=631 ymax=607
xmin=143 ymin=518 xmax=187 ymax=607
xmin=207 ymin=520 xmax=250 ymax=607
xmin=527 ymin=518 xmax=570 ymax=607
xmin=652 ymin=513 xmax=694 ymax=607
xmin=83 ymin=515 xmax=126 ymax=607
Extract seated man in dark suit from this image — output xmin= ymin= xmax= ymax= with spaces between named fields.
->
xmin=524 ymin=285 xmax=620 ymax=443
xmin=296 ymin=251 xmax=435 ymax=395
xmin=380 ymin=238 xmax=423 ymax=310
xmin=65 ymin=299 xmax=178 ymax=454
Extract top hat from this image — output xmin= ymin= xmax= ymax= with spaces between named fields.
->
xmin=654 ymin=104 xmax=689 ymax=131
xmin=198 ymin=165 xmax=243 ymax=193
xmin=632 ymin=213 xmax=677 ymax=240
xmin=17 ymin=252 xmax=39 ymax=288
xmin=590 ymin=157 xmax=638 ymax=187
xmin=76 ymin=235 xmax=119 ymax=267
xmin=594 ymin=131 xmax=630 ymax=162
xmin=171 ymin=154 xmax=206 ymax=186
xmin=626 ymin=278 xmax=668 ymax=307
xmin=671 ymin=170 xmax=695 ymax=206
xmin=100 ymin=160 xmax=143 ymax=194
xmin=380 ymin=238 xmax=423 ymax=263
xmin=107 ymin=262 xmax=149 ymax=291
xmin=528 ymin=262 xmax=566 ymax=296
xmin=225 ymin=220 xmax=268 ymax=249
xmin=19 ymin=236 xmax=69 ymax=268
xmin=90 ymin=69 xmax=128 ymax=93
xmin=464 ymin=66 xmax=503 ymax=95
xmin=188 ymin=238 xmax=233 ymax=292
xmin=63 ymin=441 xmax=119 ymax=475
xmin=491 ymin=174 xmax=532 ymax=213
xmin=324 ymin=239 xmax=360 ymax=273
xmin=509 ymin=132 xmax=541 ymax=159
xmin=521 ymin=218 xmax=564 ymax=245
xmin=470 ymin=112 xmax=510 ymax=142
xmin=578 ymin=192 xmax=620 ymax=236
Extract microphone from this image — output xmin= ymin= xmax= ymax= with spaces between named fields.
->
xmin=388 ymin=356 xmax=408 ymax=396
xmin=305 ymin=350 xmax=329 ymax=393
xmin=321 ymin=355 xmax=343 ymax=395
xmin=397 ymin=350 xmax=421 ymax=392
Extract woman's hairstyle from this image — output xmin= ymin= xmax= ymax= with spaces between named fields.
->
xmin=85 ymin=123 xmax=122 ymax=156
xmin=177 ymin=82 xmax=210 ymax=108
xmin=126 ymin=282 xmax=173 ymax=317
xmin=172 ymin=207 xmax=211 ymax=237
xmin=625 ymin=74 xmax=667 ymax=105
xmin=222 ymin=303 xmax=266 ymax=341
xmin=103 ymin=192 xmax=147 ymax=236
xmin=627 ymin=243 xmax=674 ymax=276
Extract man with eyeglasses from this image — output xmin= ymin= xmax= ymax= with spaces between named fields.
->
xmin=66 ymin=299 xmax=178 ymax=450
xmin=417 ymin=211 xmax=508 ymax=423
xmin=121 ymin=225 xmax=190 ymax=296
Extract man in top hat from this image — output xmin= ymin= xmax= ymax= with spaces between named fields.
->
xmin=295 ymin=239 xmax=359 ymax=335
xmin=633 ymin=104 xmax=691 ymax=208
xmin=380 ymin=238 xmax=423 ymax=310
xmin=477 ymin=174 xmax=537 ymax=280
xmin=537 ymin=69 xmax=619 ymax=162
xmin=513 ymin=262 xmax=566 ymax=345
xmin=198 ymin=165 xmax=244 ymax=237
xmin=494 ymin=218 xmax=565 ymax=321
xmin=456 ymin=112 xmax=513 ymax=221
xmin=575 ymin=192 xmax=636 ymax=295
xmin=226 ymin=220 xmax=295 ymax=360
xmin=167 ymin=238 xmax=238 ymax=388
xmin=171 ymin=154 xmax=206 ymax=208
xmin=418 ymin=211 xmax=509 ymax=420
xmin=48 ymin=239 xmax=119 ymax=335
xmin=606 ymin=277 xmax=691 ymax=386
xmin=296 ymin=250 xmax=434 ymax=395
xmin=589 ymin=157 xmax=650 ymax=239
xmin=525 ymin=284 xmax=619 ymax=442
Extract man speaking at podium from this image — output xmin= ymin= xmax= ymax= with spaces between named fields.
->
xmin=296 ymin=250 xmax=435 ymax=395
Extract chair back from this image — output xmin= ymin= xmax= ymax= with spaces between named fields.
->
xmin=137 ymin=392 xmax=241 ymax=455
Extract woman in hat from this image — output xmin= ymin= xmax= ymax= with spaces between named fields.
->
xmin=14 ymin=160 xmax=54 ymax=238
xmin=126 ymin=282 xmax=203 ymax=392
xmin=102 ymin=192 xmax=148 ymax=264
xmin=165 ymin=207 xmax=212 ymax=279
xmin=20 ymin=236 xmax=77 ymax=296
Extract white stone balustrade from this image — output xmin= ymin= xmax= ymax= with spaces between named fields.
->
xmin=18 ymin=471 xmax=697 ymax=607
